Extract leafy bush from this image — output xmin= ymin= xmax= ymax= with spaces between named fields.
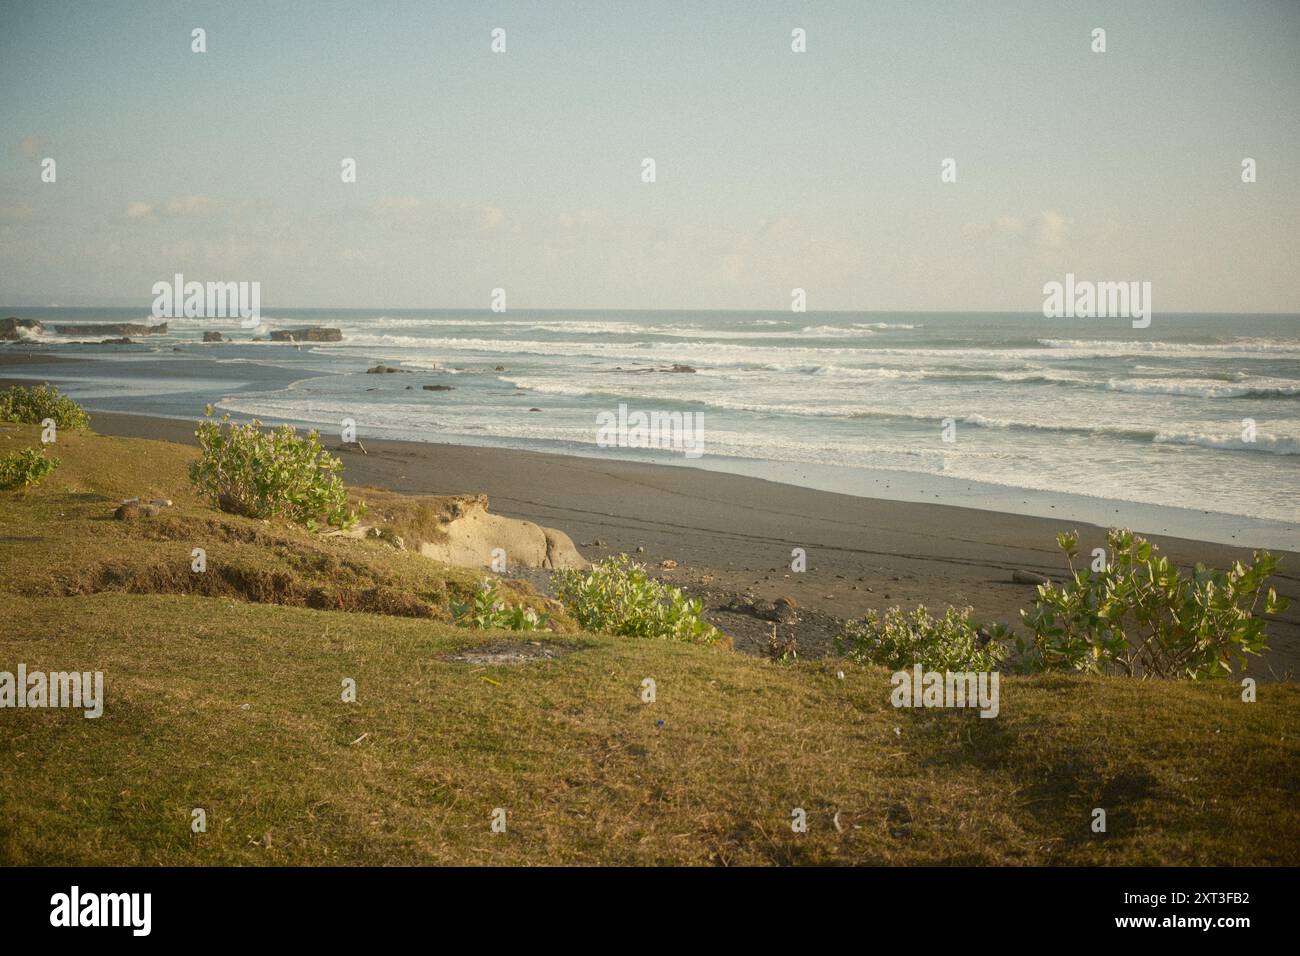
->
xmin=189 ymin=408 xmax=363 ymax=531
xmin=0 ymin=447 xmax=59 ymax=490
xmin=0 ymin=384 xmax=90 ymax=430
xmin=451 ymin=579 xmax=549 ymax=631
xmin=1020 ymin=529 xmax=1287 ymax=679
xmin=836 ymin=605 xmax=1008 ymax=671
xmin=553 ymin=554 xmax=722 ymax=644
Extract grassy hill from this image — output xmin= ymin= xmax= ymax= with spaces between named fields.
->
xmin=1 ymin=422 xmax=1297 ymax=865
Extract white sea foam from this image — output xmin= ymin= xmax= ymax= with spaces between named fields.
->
xmin=1152 ymin=431 xmax=1300 ymax=455
xmin=1107 ymin=378 xmax=1300 ymax=399
xmin=335 ymin=332 xmax=1300 ymax=367
xmin=1038 ymin=337 xmax=1300 ymax=359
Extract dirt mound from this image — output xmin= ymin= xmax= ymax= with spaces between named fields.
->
xmin=342 ymin=493 xmax=588 ymax=571
xmin=64 ymin=560 xmax=445 ymax=619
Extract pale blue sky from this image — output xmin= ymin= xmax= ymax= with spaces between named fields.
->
xmin=1 ymin=0 xmax=1297 ymax=311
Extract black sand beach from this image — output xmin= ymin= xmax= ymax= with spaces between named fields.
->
xmin=65 ymin=405 xmax=1300 ymax=677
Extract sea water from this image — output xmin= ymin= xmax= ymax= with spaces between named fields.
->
xmin=8 ymin=307 xmax=1298 ymax=547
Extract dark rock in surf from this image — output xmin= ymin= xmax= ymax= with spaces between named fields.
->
xmin=0 ymin=317 xmax=43 ymax=340
xmin=269 ymin=327 xmax=342 ymax=343
xmin=53 ymin=322 xmax=166 ymax=336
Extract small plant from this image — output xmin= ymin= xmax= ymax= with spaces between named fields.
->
xmin=836 ymin=605 xmax=1008 ymax=671
xmin=0 ymin=383 xmax=90 ymax=430
xmin=189 ymin=407 xmax=363 ymax=531
xmin=0 ymin=447 xmax=59 ymax=490
xmin=553 ymin=554 xmax=722 ymax=644
xmin=451 ymin=579 xmax=549 ymax=631
xmin=765 ymin=625 xmax=798 ymax=664
xmin=1020 ymin=529 xmax=1287 ymax=680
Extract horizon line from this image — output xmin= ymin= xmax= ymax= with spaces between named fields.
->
xmin=4 ymin=304 xmax=1299 ymax=318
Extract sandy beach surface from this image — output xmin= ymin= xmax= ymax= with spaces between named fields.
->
xmin=51 ymin=404 xmax=1297 ymax=677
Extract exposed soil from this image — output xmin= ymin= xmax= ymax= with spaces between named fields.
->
xmin=445 ymin=640 xmax=584 ymax=666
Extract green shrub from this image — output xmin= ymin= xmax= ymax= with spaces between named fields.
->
xmin=1020 ymin=529 xmax=1287 ymax=679
xmin=451 ymin=579 xmax=549 ymax=631
xmin=0 ymin=384 xmax=90 ymax=430
xmin=189 ymin=408 xmax=363 ymax=531
xmin=553 ymin=554 xmax=722 ymax=644
xmin=0 ymin=447 xmax=59 ymax=490
xmin=836 ymin=605 xmax=1008 ymax=671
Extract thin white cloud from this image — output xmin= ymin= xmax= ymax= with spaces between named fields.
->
xmin=1036 ymin=209 xmax=1069 ymax=249
xmin=962 ymin=210 xmax=1069 ymax=250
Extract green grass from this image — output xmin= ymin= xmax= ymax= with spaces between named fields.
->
xmin=1 ymin=424 xmax=1297 ymax=865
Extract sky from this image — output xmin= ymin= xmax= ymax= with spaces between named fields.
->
xmin=1 ymin=0 xmax=1298 ymax=313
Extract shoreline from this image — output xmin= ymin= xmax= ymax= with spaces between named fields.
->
xmin=68 ymin=406 xmax=1300 ymax=677
xmin=1 ymin=347 xmax=1295 ymax=552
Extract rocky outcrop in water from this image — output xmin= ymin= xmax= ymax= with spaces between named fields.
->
xmin=0 ymin=317 xmax=43 ymax=340
xmin=52 ymin=323 xmax=167 ymax=336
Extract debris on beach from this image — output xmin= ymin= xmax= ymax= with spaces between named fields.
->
xmin=1012 ymin=570 xmax=1051 ymax=585
xmin=722 ymin=594 xmax=796 ymax=624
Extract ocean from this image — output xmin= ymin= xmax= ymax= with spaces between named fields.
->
xmin=7 ymin=307 xmax=1299 ymax=548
